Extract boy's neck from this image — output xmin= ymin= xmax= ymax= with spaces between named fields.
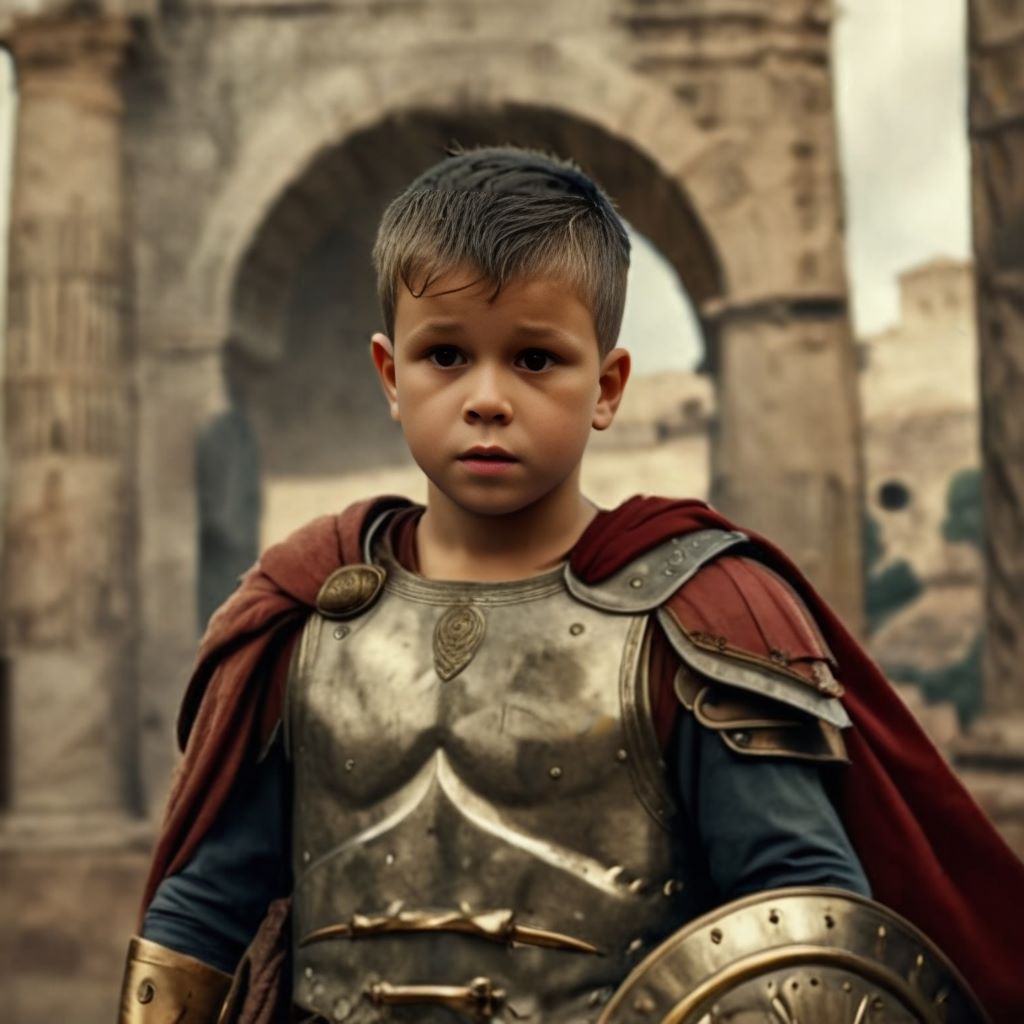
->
xmin=415 ymin=481 xmax=598 ymax=582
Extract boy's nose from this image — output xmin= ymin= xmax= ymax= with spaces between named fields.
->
xmin=462 ymin=371 xmax=513 ymax=424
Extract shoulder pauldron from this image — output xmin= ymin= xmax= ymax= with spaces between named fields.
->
xmin=565 ymin=531 xmax=851 ymax=762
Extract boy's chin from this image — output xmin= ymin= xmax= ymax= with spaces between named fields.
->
xmin=430 ymin=483 xmax=547 ymax=519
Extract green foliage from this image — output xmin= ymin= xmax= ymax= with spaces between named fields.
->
xmin=882 ymin=635 xmax=984 ymax=727
xmin=864 ymin=468 xmax=986 ymax=725
xmin=942 ymin=467 xmax=983 ymax=551
xmin=862 ymin=511 xmax=923 ymax=634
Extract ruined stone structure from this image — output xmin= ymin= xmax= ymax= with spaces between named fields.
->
xmin=959 ymin=0 xmax=1024 ymax=853
xmin=0 ymin=1 xmax=865 ymax=1020
xmin=969 ymin=1 xmax=1024 ymax=714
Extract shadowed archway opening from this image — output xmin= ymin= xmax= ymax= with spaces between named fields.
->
xmin=219 ymin=105 xmax=723 ymax=550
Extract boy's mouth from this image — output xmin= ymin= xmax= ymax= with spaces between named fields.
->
xmin=458 ymin=446 xmax=519 ymax=474
xmin=458 ymin=446 xmax=518 ymax=462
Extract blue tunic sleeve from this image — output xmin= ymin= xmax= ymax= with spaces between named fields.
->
xmin=141 ymin=735 xmax=292 ymax=974
xmin=674 ymin=711 xmax=871 ymax=901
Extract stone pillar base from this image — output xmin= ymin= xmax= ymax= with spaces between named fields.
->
xmin=0 ymin=843 xmax=154 ymax=1024
xmin=0 ymin=810 xmax=154 ymax=851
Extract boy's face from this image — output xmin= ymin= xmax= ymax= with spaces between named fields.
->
xmin=371 ymin=266 xmax=630 ymax=519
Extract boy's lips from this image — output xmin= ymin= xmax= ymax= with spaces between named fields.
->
xmin=458 ymin=446 xmax=520 ymax=475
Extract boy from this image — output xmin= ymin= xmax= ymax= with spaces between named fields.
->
xmin=118 ymin=148 xmax=1022 ymax=1023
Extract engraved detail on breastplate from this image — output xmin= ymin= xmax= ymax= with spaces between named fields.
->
xmin=434 ymin=604 xmax=487 ymax=680
xmin=316 ymin=565 xmax=387 ymax=620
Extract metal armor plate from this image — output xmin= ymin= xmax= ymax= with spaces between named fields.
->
xmin=598 ymin=888 xmax=989 ymax=1024
xmin=287 ymin=538 xmax=690 ymax=1024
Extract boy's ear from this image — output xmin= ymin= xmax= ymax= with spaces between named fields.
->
xmin=370 ymin=332 xmax=400 ymax=422
xmin=592 ymin=347 xmax=631 ymax=431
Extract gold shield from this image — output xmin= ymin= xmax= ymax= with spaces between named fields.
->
xmin=598 ymin=888 xmax=989 ymax=1024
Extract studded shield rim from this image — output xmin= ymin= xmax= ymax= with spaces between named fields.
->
xmin=597 ymin=887 xmax=990 ymax=1024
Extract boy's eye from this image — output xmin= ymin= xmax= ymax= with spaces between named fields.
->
xmin=516 ymin=349 xmax=556 ymax=372
xmin=427 ymin=346 xmax=465 ymax=368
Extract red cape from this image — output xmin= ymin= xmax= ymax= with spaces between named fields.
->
xmin=142 ymin=495 xmax=1024 ymax=1021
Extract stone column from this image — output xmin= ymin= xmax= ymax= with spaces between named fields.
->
xmin=968 ymin=0 xmax=1024 ymax=715
xmin=707 ymin=299 xmax=864 ymax=633
xmin=0 ymin=16 xmax=142 ymax=837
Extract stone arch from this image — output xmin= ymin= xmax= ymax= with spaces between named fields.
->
xmin=188 ymin=43 xmax=727 ymax=351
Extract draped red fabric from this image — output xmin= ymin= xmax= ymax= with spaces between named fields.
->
xmin=140 ymin=494 xmax=1024 ymax=1020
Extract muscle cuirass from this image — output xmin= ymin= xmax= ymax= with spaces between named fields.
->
xmin=286 ymin=533 xmax=690 ymax=1023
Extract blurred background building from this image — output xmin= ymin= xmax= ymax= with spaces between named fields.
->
xmin=0 ymin=0 xmax=1021 ymax=1020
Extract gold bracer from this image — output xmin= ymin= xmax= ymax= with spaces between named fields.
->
xmin=118 ymin=936 xmax=233 ymax=1024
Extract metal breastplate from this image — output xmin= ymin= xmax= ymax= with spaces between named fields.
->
xmin=287 ymin=541 xmax=686 ymax=1024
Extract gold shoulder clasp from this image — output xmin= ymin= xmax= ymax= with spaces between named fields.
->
xmin=316 ymin=564 xmax=387 ymax=620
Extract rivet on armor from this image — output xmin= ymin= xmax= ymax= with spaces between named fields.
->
xmin=626 ymin=938 xmax=644 ymax=955
xmin=662 ymin=567 xmax=676 ymax=577
xmin=303 ymin=850 xmax=311 ymax=864
xmin=627 ymin=877 xmax=648 ymax=894
xmin=344 ymin=758 xmax=355 ymax=772
xmin=873 ymin=997 xmax=885 ymax=1012
xmin=316 ymin=564 xmax=387 ymax=620
xmin=333 ymin=625 xmax=350 ymax=641
xmin=615 ymin=748 xmax=629 ymax=762
xmin=710 ymin=927 xmax=723 ymax=944
xmin=305 ymin=967 xmax=314 ymax=980
xmin=385 ymin=853 xmax=395 ymax=865
xmin=569 ymin=622 xmax=585 ymax=636
xmin=842 ymin=981 xmax=852 ymax=993
xmin=632 ymin=993 xmax=656 ymax=1014
xmin=629 ymin=577 xmax=644 ymax=589
xmin=910 ymin=952 xmax=926 ymax=983
xmin=136 ymin=980 xmax=156 ymax=1004
xmin=662 ymin=879 xmax=683 ymax=897
xmin=332 ymin=997 xmax=352 ymax=1021
xmin=549 ymin=766 xmax=563 ymax=779
xmin=732 ymin=731 xmax=752 ymax=747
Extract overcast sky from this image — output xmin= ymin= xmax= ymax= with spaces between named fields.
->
xmin=0 ymin=1 xmax=970 ymax=373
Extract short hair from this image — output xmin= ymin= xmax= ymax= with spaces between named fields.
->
xmin=373 ymin=146 xmax=631 ymax=355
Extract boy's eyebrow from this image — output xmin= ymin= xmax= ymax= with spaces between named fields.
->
xmin=510 ymin=323 xmax=584 ymax=346
xmin=403 ymin=319 xmax=466 ymax=342
xmin=403 ymin=320 xmax=584 ymax=347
